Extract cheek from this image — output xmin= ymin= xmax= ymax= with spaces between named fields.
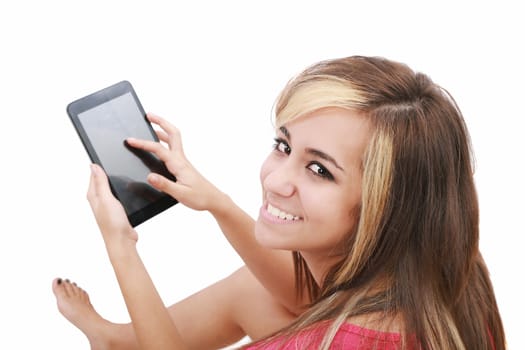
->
xmin=307 ymin=187 xmax=361 ymax=231
xmin=259 ymin=156 xmax=273 ymax=185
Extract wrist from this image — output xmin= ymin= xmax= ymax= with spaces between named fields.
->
xmin=103 ymin=229 xmax=138 ymax=262
xmin=208 ymin=190 xmax=234 ymax=218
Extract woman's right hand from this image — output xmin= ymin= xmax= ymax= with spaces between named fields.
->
xmin=125 ymin=113 xmax=226 ymax=213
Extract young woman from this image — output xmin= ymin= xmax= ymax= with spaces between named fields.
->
xmin=53 ymin=55 xmax=506 ymax=349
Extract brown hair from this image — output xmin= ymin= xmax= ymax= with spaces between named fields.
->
xmin=248 ymin=56 xmax=505 ymax=349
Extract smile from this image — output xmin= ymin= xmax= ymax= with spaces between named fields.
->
xmin=266 ymin=203 xmax=301 ymax=221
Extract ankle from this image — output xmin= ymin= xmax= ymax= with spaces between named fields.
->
xmin=90 ymin=322 xmax=137 ymax=350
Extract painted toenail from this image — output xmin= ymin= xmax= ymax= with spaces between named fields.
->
xmin=57 ymin=278 xmax=62 ymax=285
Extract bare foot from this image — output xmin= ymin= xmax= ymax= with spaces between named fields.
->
xmin=52 ymin=278 xmax=115 ymax=350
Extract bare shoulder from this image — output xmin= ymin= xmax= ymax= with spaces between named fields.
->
xmin=228 ymin=265 xmax=298 ymax=340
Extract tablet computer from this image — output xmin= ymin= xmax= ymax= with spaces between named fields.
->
xmin=67 ymin=80 xmax=177 ymax=227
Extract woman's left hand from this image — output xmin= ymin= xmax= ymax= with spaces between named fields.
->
xmin=87 ymin=163 xmax=138 ymax=249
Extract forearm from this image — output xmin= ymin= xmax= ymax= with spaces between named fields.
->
xmin=209 ymin=193 xmax=305 ymax=313
xmin=87 ymin=163 xmax=188 ymax=349
xmin=107 ymin=237 xmax=187 ymax=350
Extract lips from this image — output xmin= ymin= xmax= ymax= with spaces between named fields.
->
xmin=266 ymin=203 xmax=301 ymax=221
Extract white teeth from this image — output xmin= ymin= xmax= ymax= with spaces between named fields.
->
xmin=269 ymin=205 xmax=280 ymax=217
xmin=267 ymin=204 xmax=300 ymax=221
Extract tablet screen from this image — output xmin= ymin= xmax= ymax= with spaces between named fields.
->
xmin=68 ymin=81 xmax=177 ymax=226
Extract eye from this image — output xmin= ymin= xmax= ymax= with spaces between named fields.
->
xmin=307 ymin=162 xmax=334 ymax=181
xmin=273 ymin=138 xmax=291 ymax=155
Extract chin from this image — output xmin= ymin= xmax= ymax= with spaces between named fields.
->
xmin=254 ymin=222 xmax=275 ymax=248
xmin=254 ymin=220 xmax=292 ymax=250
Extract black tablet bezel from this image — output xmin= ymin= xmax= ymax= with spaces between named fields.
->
xmin=66 ymin=80 xmax=177 ymax=227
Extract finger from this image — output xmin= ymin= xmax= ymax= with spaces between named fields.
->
xmin=146 ymin=114 xmax=184 ymax=152
xmin=145 ymin=112 xmax=166 ymax=126
xmin=147 ymin=173 xmax=183 ymax=199
xmin=155 ymin=129 xmax=169 ymax=143
xmin=145 ymin=113 xmax=166 ymax=130
xmin=126 ymin=138 xmax=170 ymax=161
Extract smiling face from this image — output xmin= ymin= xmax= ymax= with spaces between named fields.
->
xmin=255 ymin=107 xmax=372 ymax=260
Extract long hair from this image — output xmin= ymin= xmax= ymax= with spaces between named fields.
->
xmin=247 ymin=56 xmax=505 ymax=349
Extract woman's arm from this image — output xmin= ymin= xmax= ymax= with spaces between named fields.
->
xmin=207 ymin=193 xmax=306 ymax=314
xmin=165 ymin=265 xmax=296 ymax=349
xmin=126 ymin=113 xmax=308 ymax=313
xmin=87 ymin=163 xmax=187 ymax=349
xmin=109 ymin=244 xmax=184 ymax=349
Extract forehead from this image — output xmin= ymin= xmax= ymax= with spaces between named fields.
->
xmin=281 ymin=107 xmax=372 ymax=168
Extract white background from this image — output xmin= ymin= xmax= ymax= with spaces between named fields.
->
xmin=0 ymin=1 xmax=522 ymax=349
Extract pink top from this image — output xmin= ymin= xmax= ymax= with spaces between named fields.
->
xmin=246 ymin=322 xmax=408 ymax=349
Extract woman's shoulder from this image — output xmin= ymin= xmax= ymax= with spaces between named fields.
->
xmin=330 ymin=312 xmax=420 ymax=349
xmin=326 ymin=314 xmax=405 ymax=348
xmin=246 ymin=320 xmax=405 ymax=350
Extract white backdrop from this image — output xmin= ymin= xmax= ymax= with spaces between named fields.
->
xmin=0 ymin=1 xmax=522 ymax=349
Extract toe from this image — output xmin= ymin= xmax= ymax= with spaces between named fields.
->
xmin=63 ymin=279 xmax=78 ymax=297
xmin=52 ymin=278 xmax=67 ymax=297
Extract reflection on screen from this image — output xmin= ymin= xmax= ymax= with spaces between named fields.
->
xmin=78 ymin=92 xmax=170 ymax=215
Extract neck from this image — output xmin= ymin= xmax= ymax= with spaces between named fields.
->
xmin=299 ymin=250 xmax=341 ymax=287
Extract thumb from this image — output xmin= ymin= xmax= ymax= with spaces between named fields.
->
xmin=89 ymin=163 xmax=110 ymax=198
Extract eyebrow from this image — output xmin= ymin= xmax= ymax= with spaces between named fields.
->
xmin=279 ymin=126 xmax=345 ymax=172
xmin=279 ymin=126 xmax=290 ymax=139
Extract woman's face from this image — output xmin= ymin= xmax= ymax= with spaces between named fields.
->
xmin=255 ymin=107 xmax=372 ymax=258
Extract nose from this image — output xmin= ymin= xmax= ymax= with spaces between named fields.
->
xmin=261 ymin=158 xmax=297 ymax=198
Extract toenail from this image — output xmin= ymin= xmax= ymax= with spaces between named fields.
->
xmin=57 ymin=278 xmax=62 ymax=285
xmin=65 ymin=279 xmax=70 ymax=283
